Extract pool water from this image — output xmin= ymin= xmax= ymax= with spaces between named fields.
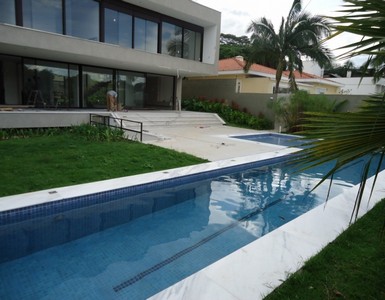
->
xmin=0 ymin=155 xmax=382 ymax=299
xmin=232 ymin=133 xmax=305 ymax=147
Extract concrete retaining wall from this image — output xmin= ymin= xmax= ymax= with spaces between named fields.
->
xmin=0 ymin=111 xmax=99 ymax=129
xmin=182 ymin=79 xmax=371 ymax=122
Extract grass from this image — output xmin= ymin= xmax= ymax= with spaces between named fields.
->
xmin=264 ymin=199 xmax=385 ymax=300
xmin=0 ymin=132 xmax=207 ymax=197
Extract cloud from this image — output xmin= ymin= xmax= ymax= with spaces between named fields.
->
xmin=195 ymin=0 xmax=366 ymax=65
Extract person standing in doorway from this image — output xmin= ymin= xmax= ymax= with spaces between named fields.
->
xmin=106 ymin=90 xmax=118 ymax=111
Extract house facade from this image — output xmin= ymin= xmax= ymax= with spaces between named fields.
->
xmin=0 ymin=0 xmax=220 ymax=110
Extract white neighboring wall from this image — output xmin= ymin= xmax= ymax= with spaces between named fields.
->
xmin=331 ymin=77 xmax=385 ymax=95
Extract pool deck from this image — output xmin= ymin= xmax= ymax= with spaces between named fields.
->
xmin=1 ymin=122 xmax=385 ymax=299
xmin=143 ymin=125 xmax=285 ymax=161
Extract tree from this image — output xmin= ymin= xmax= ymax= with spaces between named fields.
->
xmin=219 ymin=33 xmax=251 ymax=59
xmin=295 ymin=0 xmax=385 ymax=222
xmin=245 ymin=0 xmax=333 ymax=96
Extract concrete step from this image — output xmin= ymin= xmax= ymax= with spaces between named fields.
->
xmin=113 ymin=111 xmax=225 ymax=127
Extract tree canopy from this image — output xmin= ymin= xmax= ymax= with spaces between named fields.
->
xmin=245 ymin=0 xmax=333 ymax=95
xmin=219 ymin=33 xmax=251 ymax=59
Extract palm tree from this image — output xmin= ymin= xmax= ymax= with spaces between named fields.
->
xmin=295 ymin=0 xmax=385 ymax=222
xmin=245 ymin=0 xmax=333 ymax=96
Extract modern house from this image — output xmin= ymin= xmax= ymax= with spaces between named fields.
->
xmin=185 ymin=56 xmax=342 ymax=95
xmin=0 ymin=0 xmax=220 ymax=110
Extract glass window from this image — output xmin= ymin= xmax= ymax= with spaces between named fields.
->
xmin=82 ymin=66 xmax=113 ymax=108
xmin=68 ymin=64 xmax=79 ymax=107
xmin=183 ymin=29 xmax=195 ymax=60
xmin=23 ymin=60 xmax=76 ymax=108
xmin=0 ymin=0 xmax=16 ymax=25
xmin=194 ymin=32 xmax=202 ymax=61
xmin=183 ymin=29 xmax=202 ymax=61
xmin=162 ymin=22 xmax=182 ymax=58
xmin=146 ymin=75 xmax=174 ymax=109
xmin=117 ymin=71 xmax=145 ymax=109
xmin=134 ymin=17 xmax=158 ymax=53
xmin=66 ymin=0 xmax=99 ymax=41
xmin=22 ymin=0 xmax=62 ymax=34
xmin=105 ymin=8 xmax=132 ymax=48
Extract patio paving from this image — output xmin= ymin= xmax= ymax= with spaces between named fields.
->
xmin=143 ymin=125 xmax=281 ymax=161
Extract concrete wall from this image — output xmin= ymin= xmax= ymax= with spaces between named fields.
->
xmin=0 ymin=111 xmax=97 ymax=129
xmin=182 ymin=78 xmax=371 ymax=122
xmin=182 ymin=78 xmax=275 ymax=120
xmin=332 ymin=77 xmax=385 ymax=95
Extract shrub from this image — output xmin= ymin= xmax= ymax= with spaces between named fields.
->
xmin=0 ymin=124 xmax=125 ymax=142
xmin=182 ymin=97 xmax=273 ymax=130
xmin=269 ymin=90 xmax=347 ymax=133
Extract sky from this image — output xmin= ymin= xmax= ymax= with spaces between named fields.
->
xmin=194 ymin=0 xmax=367 ymax=66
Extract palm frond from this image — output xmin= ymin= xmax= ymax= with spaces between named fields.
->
xmin=293 ymin=93 xmax=385 ymax=220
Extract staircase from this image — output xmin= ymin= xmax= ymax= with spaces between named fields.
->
xmin=111 ymin=110 xmax=225 ymax=142
xmin=113 ymin=111 xmax=225 ymax=128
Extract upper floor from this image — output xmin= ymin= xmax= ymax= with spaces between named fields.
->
xmin=0 ymin=0 xmax=221 ymax=77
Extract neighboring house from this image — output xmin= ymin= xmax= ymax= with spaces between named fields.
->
xmin=284 ymin=70 xmax=342 ymax=95
xmin=186 ymin=56 xmax=342 ymax=95
xmin=0 ymin=0 xmax=220 ymax=110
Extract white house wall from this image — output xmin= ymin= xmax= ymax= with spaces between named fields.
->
xmin=332 ymin=77 xmax=385 ymax=95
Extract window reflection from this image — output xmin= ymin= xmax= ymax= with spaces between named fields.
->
xmin=0 ymin=0 xmax=16 ymax=25
xmin=66 ymin=0 xmax=99 ymax=41
xmin=22 ymin=60 xmax=79 ymax=108
xmin=82 ymin=66 xmax=113 ymax=108
xmin=22 ymin=0 xmax=62 ymax=33
xmin=105 ymin=8 xmax=132 ymax=48
xmin=134 ymin=17 xmax=158 ymax=53
xmin=117 ymin=71 xmax=145 ymax=109
xmin=162 ymin=22 xmax=182 ymax=57
xmin=8 ymin=0 xmax=203 ymax=61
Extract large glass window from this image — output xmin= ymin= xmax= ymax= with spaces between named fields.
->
xmin=146 ymin=74 xmax=174 ymax=109
xmin=105 ymin=8 xmax=132 ymax=48
xmin=82 ymin=66 xmax=113 ymax=108
xmin=0 ymin=0 xmax=16 ymax=25
xmin=162 ymin=22 xmax=182 ymax=58
xmin=134 ymin=17 xmax=158 ymax=53
xmin=117 ymin=71 xmax=145 ymax=109
xmin=66 ymin=0 xmax=99 ymax=41
xmin=184 ymin=29 xmax=202 ymax=61
xmin=23 ymin=60 xmax=78 ymax=108
xmin=22 ymin=0 xmax=62 ymax=34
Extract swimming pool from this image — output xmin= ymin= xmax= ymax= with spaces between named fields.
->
xmin=232 ymin=133 xmax=305 ymax=147
xmin=0 ymin=154 xmax=383 ymax=299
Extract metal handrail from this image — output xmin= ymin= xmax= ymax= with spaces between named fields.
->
xmin=89 ymin=114 xmax=143 ymax=142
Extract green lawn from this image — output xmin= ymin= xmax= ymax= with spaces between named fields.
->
xmin=0 ymin=132 xmax=207 ymax=197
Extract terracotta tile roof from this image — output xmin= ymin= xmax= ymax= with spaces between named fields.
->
xmin=283 ymin=70 xmax=320 ymax=79
xmin=283 ymin=70 xmax=341 ymax=85
xmin=219 ymin=57 xmax=277 ymax=75
xmin=218 ymin=57 xmax=340 ymax=86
